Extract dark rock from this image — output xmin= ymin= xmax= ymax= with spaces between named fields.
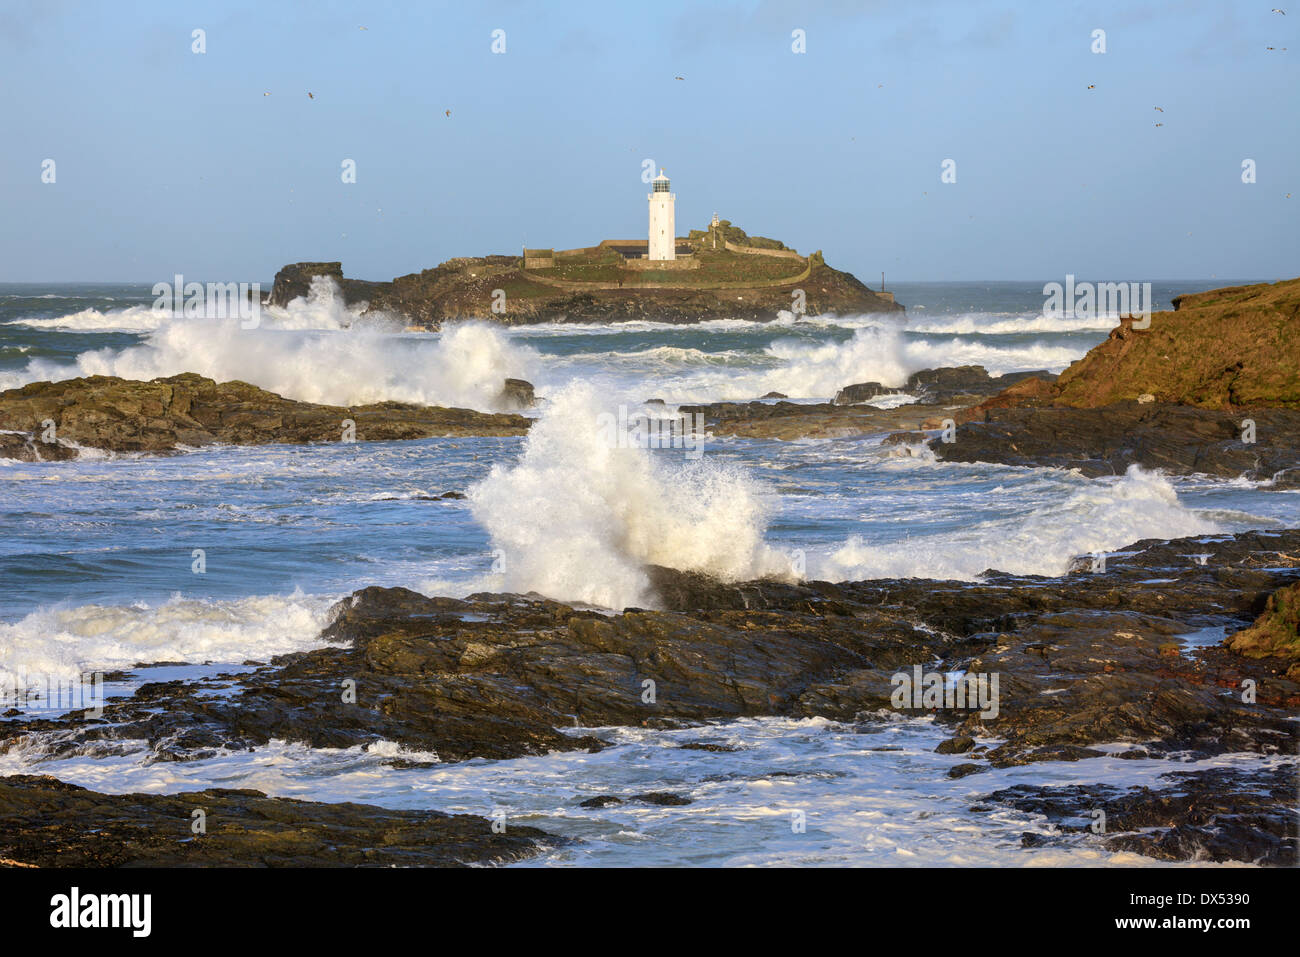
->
xmin=8 ymin=528 xmax=1299 ymax=866
xmin=929 ymin=402 xmax=1300 ymax=481
xmin=0 ymin=774 xmax=555 ymax=867
xmin=496 ymin=378 xmax=536 ymax=411
xmin=631 ymin=792 xmax=692 ymax=806
xmin=268 ymin=262 xmax=388 ymax=310
xmin=579 ymin=796 xmax=623 ymax=808
xmin=981 ymin=764 xmax=1297 ymax=866
xmin=0 ymin=374 xmax=531 ymax=459
xmin=833 ymin=381 xmax=897 ymax=405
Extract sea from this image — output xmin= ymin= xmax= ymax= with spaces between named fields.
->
xmin=0 ymin=277 xmax=1292 ymax=866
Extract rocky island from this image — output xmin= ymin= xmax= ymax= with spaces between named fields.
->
xmin=269 ymin=218 xmax=901 ymax=327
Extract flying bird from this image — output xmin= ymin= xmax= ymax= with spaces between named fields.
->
xmin=1087 ymin=84 xmax=1096 ymax=89
xmin=1154 ymin=106 xmax=1163 ymax=111
xmin=445 ymin=109 xmax=451 ymax=117
xmin=675 ymin=75 xmax=685 ymax=80
xmin=1155 ymin=122 xmax=1164 ymax=127
xmin=1271 ymin=8 xmax=1284 ymax=14
xmin=263 ymin=91 xmax=271 ymax=96
xmin=307 ymin=92 xmax=314 ymax=99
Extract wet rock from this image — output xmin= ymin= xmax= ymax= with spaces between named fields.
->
xmin=0 ymin=431 xmax=78 ymax=462
xmin=579 ymin=796 xmax=623 ymax=808
xmin=903 ymin=366 xmax=1056 ymax=404
xmin=0 ymin=374 xmax=531 ymax=459
xmin=832 ymin=382 xmax=897 ymax=405
xmin=980 ymin=764 xmax=1297 ymax=866
xmin=268 ymin=262 xmax=387 ymax=310
xmin=0 ymin=774 xmax=556 ymax=867
xmin=496 ymin=378 xmax=536 ymax=410
xmin=632 ymin=792 xmax=692 ymax=806
xmin=7 ymin=528 xmax=1298 ymax=866
xmin=927 ymin=403 xmax=1300 ymax=481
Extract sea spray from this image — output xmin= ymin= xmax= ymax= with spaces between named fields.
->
xmin=468 ymin=383 xmax=786 ymax=609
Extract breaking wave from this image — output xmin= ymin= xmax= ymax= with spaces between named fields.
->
xmin=817 ymin=466 xmax=1220 ymax=581
xmin=0 ymin=279 xmax=538 ymax=411
xmin=468 ymin=383 xmax=786 ymax=609
xmin=0 ymin=592 xmax=336 ymax=689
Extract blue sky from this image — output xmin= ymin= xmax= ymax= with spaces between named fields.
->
xmin=1 ymin=0 xmax=1296 ymax=282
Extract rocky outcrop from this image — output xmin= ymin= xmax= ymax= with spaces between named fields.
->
xmin=833 ymin=367 xmax=1056 ymax=406
xmin=1227 ymin=581 xmax=1300 ymax=668
xmin=1045 ymin=279 xmax=1300 ymax=410
xmin=0 ymin=374 xmax=531 ymax=459
xmin=7 ymin=528 xmax=1297 ymax=864
xmin=831 ymin=381 xmax=899 ymax=405
xmin=0 ymin=775 xmax=554 ymax=867
xmin=268 ymin=262 xmax=390 ymax=310
xmin=931 ymin=402 xmax=1300 ymax=483
xmin=496 ymin=377 xmax=536 ymax=410
xmin=893 ymin=279 xmax=1300 ymax=478
xmin=677 ymin=366 xmax=1056 ymax=440
xmin=978 ymin=765 xmax=1296 ymax=866
xmin=678 ymin=397 xmax=956 ymax=440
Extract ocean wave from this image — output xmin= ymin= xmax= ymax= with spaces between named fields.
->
xmin=904 ymin=312 xmax=1121 ymax=335
xmin=0 ymin=280 xmax=538 ymax=411
xmin=468 ymin=382 xmax=787 ymax=609
xmin=816 ymin=465 xmax=1220 ymax=581
xmin=0 ymin=591 xmax=337 ymax=689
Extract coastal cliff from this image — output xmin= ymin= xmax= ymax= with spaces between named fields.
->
xmin=971 ymin=278 xmax=1300 ymax=412
xmin=913 ymin=277 xmax=1300 ymax=483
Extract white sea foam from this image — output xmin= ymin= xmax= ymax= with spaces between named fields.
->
xmin=11 ymin=305 xmax=169 ymax=333
xmin=0 ymin=715 xmax=1266 ymax=866
xmin=757 ymin=326 xmax=1080 ymax=398
xmin=817 ymin=465 xmax=1220 ymax=581
xmin=905 ymin=313 xmax=1121 ymax=335
xmin=1 ymin=280 xmax=538 ymax=411
xmin=468 ymin=383 xmax=786 ymax=609
xmin=534 ymin=325 xmax=1084 ymax=405
xmin=0 ymin=592 xmax=336 ymax=689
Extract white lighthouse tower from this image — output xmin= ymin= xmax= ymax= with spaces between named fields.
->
xmin=647 ymin=170 xmax=676 ymax=261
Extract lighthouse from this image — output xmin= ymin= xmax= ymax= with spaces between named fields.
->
xmin=648 ymin=170 xmax=676 ymax=261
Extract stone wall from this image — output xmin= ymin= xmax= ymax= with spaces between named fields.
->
xmin=723 ymin=240 xmax=804 ymax=260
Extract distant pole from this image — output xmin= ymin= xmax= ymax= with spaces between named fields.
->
xmin=881 ymin=271 xmax=885 ymax=292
